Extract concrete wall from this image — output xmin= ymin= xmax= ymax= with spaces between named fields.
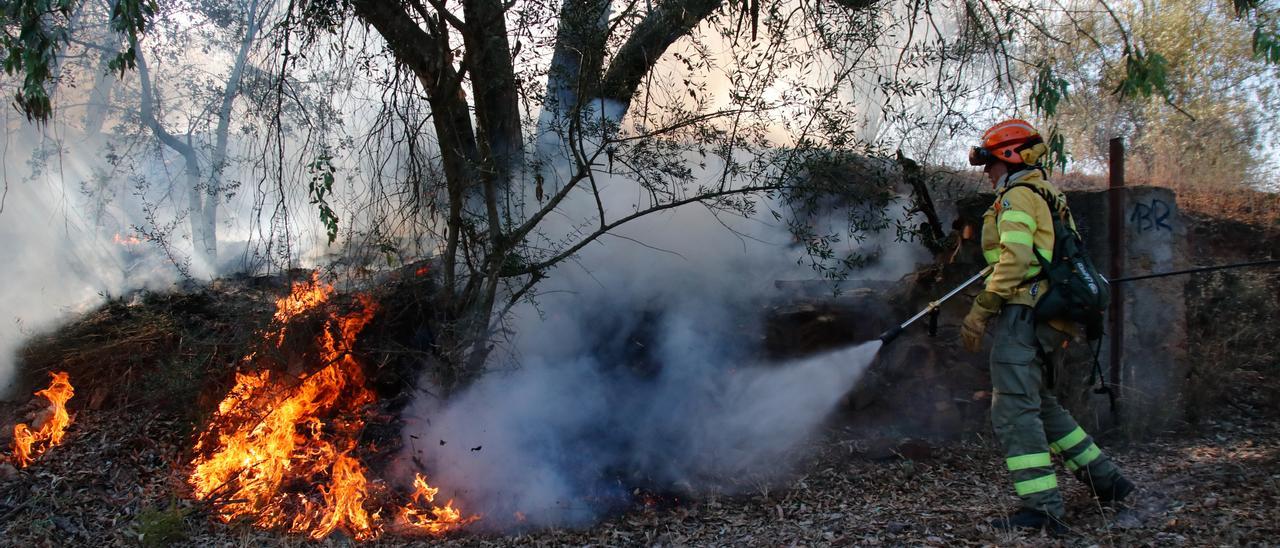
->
xmin=1069 ymin=187 xmax=1189 ymax=436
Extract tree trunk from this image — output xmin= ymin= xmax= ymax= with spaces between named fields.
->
xmin=462 ymin=0 xmax=523 ymax=179
xmin=533 ymin=0 xmax=612 ymax=199
xmin=537 ymin=0 xmax=611 ymax=155
xmin=83 ymin=51 xmax=115 ymax=137
xmin=350 ymin=0 xmax=731 ymax=386
xmin=205 ymin=0 xmax=267 ymax=270
xmin=597 ymin=0 xmax=725 ymax=114
xmin=136 ymin=45 xmax=215 ymax=271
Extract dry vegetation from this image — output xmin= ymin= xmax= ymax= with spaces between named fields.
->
xmin=0 ymin=191 xmax=1277 ymax=546
xmin=1 ymin=384 xmax=1276 ymax=546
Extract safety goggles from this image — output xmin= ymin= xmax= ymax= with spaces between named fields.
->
xmin=968 ymin=146 xmax=996 ymax=166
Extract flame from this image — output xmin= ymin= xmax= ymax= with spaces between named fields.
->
xmin=399 ymin=472 xmax=476 ymax=534
xmin=273 ymin=273 xmax=334 ymax=324
xmin=9 ymin=371 xmax=75 ymax=467
xmin=113 ymin=233 xmax=142 ymax=246
xmin=271 ymin=273 xmax=335 ymax=344
xmin=188 ymin=274 xmax=471 ymax=540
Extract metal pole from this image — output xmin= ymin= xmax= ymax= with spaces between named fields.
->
xmin=1108 ymin=138 xmax=1125 ymax=396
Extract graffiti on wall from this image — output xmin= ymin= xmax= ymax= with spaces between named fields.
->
xmin=1129 ymin=199 xmax=1173 ymax=232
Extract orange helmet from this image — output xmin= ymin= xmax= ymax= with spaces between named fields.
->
xmin=969 ymin=119 xmax=1047 ymax=166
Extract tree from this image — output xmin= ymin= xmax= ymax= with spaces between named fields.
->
xmin=7 ymin=0 xmax=1275 ymax=388
xmin=284 ymin=0 xmax=886 ymax=383
xmin=0 ymin=0 xmax=151 ymax=121
xmin=129 ymin=0 xmax=274 ymax=270
xmin=1032 ymin=0 xmax=1280 ymax=188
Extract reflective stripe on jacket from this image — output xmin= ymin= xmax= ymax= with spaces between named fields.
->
xmin=980 ymin=169 xmax=1073 ymax=307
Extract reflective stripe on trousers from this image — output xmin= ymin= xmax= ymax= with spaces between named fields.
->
xmin=988 ymin=305 xmax=1120 ymax=517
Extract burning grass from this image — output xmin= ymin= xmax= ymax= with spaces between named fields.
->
xmin=187 ymin=274 xmax=473 ymax=540
xmin=4 ymin=399 xmax=1279 ymax=545
xmin=0 ymin=205 xmax=1273 ymax=544
xmin=15 ymin=278 xmax=279 ymax=417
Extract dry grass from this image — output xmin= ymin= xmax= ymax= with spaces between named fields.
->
xmin=1176 ymin=185 xmax=1280 ymax=229
xmin=12 ymin=282 xmax=279 ymax=422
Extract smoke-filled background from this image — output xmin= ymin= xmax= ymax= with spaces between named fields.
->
xmin=0 ymin=114 xmax=337 ymax=397
xmin=0 ymin=2 xmax=951 ymax=390
xmin=0 ymin=120 xmax=172 ymax=396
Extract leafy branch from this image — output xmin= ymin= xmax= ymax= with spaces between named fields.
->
xmin=307 ymin=153 xmax=340 ymax=245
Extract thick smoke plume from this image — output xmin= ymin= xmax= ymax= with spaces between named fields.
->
xmin=401 ymin=170 xmax=916 ymax=529
xmin=406 ymin=336 xmax=881 ymax=530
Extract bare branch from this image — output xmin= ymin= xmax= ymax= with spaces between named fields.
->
xmin=507 ymin=183 xmax=785 ymax=277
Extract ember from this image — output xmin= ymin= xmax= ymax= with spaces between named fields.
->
xmin=9 ymin=371 xmax=75 ymax=467
xmin=188 ymin=274 xmax=472 ymax=540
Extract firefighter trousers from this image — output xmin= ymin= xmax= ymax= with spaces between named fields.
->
xmin=990 ymin=304 xmax=1123 ymax=517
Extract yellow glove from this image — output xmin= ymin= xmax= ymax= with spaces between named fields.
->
xmin=961 ymin=291 xmax=1003 ymax=352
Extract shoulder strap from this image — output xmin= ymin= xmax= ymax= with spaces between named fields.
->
xmin=1001 ymin=182 xmax=1073 ymax=226
xmin=999 ymin=182 xmax=1054 ymax=212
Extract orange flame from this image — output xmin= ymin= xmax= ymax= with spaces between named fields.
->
xmin=113 ymin=233 xmax=142 ymax=246
xmin=188 ymin=274 xmax=471 ymax=540
xmin=273 ymin=273 xmax=334 ymax=324
xmin=270 ymin=273 xmax=335 ymax=345
xmin=10 ymin=371 xmax=75 ymax=467
xmin=399 ymin=473 xmax=476 ymax=534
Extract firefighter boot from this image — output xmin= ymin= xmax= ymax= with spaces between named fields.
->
xmin=1088 ymin=474 xmax=1135 ymax=505
xmin=989 ymin=508 xmax=1069 ymax=536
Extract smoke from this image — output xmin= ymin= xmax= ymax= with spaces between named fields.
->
xmin=404 ymin=337 xmax=881 ymax=530
xmin=0 ymin=127 xmax=169 ymax=396
xmin=398 ymin=156 xmax=919 ymax=529
xmin=0 ymin=118 xmax=336 ymax=398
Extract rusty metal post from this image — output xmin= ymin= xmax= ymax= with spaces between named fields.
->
xmin=1108 ymin=138 xmax=1125 ymax=398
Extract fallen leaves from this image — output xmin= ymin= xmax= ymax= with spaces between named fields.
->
xmin=1 ymin=405 xmax=1276 ymax=546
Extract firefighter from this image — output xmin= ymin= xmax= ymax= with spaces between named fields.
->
xmin=961 ymin=119 xmax=1134 ymax=533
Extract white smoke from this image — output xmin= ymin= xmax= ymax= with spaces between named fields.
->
xmin=0 ymin=125 xmax=177 ymax=396
xmin=0 ymin=115 xmax=339 ymax=397
xmin=404 ymin=337 xmax=881 ymax=530
xmin=398 ymin=156 xmax=915 ymax=529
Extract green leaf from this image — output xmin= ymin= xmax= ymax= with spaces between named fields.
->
xmin=1253 ymin=24 xmax=1280 ymax=64
xmin=307 ymin=152 xmax=340 ymax=244
xmin=1042 ymin=127 xmax=1070 ymax=174
xmin=1115 ymin=50 xmax=1169 ymax=99
xmin=1031 ymin=64 xmax=1069 ymax=117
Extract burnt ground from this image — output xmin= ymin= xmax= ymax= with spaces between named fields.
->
xmin=0 ymin=396 xmax=1276 ymax=546
xmin=0 ymin=213 xmax=1277 ymax=547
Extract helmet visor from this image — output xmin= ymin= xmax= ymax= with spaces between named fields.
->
xmin=968 ymin=146 xmax=995 ymax=166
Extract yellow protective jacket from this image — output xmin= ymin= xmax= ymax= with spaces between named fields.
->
xmin=980 ymin=168 xmax=1075 ymax=308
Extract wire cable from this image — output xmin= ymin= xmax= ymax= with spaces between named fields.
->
xmin=1110 ymin=258 xmax=1280 ymax=283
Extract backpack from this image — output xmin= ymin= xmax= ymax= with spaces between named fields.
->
xmin=1002 ymin=182 xmax=1111 ymax=341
